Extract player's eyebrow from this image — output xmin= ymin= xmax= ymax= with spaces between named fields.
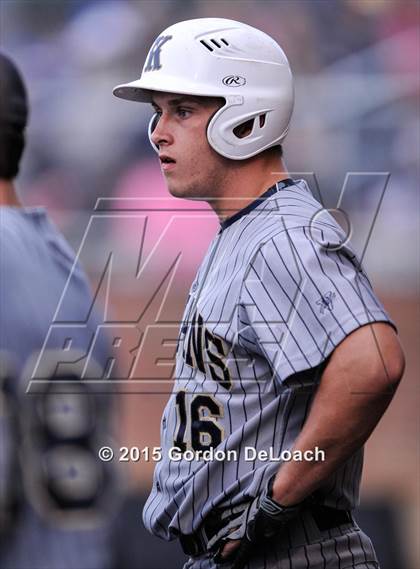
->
xmin=151 ymin=96 xmax=202 ymax=110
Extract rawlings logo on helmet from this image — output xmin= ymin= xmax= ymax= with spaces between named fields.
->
xmin=222 ymin=75 xmax=246 ymax=87
xmin=144 ymin=35 xmax=173 ymax=72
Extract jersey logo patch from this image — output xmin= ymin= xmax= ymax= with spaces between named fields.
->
xmin=144 ymin=35 xmax=172 ymax=72
xmin=182 ymin=310 xmax=232 ymax=390
xmin=316 ymin=291 xmax=336 ymax=314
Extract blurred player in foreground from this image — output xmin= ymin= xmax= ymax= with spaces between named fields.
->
xmin=0 ymin=51 xmax=117 ymax=569
xmin=113 ymin=18 xmax=405 ymax=569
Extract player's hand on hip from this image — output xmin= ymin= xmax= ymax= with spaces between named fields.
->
xmin=214 ymin=538 xmax=241 ymax=562
xmin=211 ymin=475 xmax=304 ymax=566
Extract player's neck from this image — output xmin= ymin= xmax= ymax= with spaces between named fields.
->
xmin=211 ymin=156 xmax=290 ymax=223
xmin=0 ymin=180 xmax=22 ymax=207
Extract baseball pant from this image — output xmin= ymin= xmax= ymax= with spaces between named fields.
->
xmin=183 ymin=517 xmax=379 ymax=569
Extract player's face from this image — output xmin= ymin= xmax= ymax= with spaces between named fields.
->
xmin=150 ymin=93 xmax=227 ymax=200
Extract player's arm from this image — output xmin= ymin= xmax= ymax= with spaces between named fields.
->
xmin=240 ymin=232 xmax=405 ymax=506
xmin=270 ymin=320 xmax=405 ymax=506
xmin=219 ymin=321 xmax=404 ymax=562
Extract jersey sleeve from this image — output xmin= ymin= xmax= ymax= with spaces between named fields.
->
xmin=238 ymin=225 xmax=395 ymax=383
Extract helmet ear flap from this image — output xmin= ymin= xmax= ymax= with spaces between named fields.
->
xmin=148 ymin=113 xmax=159 ymax=153
xmin=207 ymin=98 xmax=290 ymax=160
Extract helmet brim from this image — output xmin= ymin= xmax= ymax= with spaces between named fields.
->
xmin=113 ymin=77 xmax=225 ymax=103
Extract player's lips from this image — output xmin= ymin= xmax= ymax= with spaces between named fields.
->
xmin=159 ymin=154 xmax=176 ymax=172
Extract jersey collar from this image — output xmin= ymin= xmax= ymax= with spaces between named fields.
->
xmin=219 ymin=178 xmax=296 ymax=232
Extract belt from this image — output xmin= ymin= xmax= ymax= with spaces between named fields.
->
xmin=310 ymin=504 xmax=353 ymax=531
xmin=179 ymin=504 xmax=353 ymax=557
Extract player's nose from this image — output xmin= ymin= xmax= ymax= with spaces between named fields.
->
xmin=150 ymin=113 xmax=174 ymax=147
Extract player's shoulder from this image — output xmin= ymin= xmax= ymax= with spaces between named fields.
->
xmin=0 ymin=207 xmax=32 ymax=271
xmin=267 ymin=179 xmax=333 ymax=229
xmin=1 ymin=206 xmax=49 ymax=248
xmin=247 ymin=181 xmax=357 ymax=274
xmin=0 ymin=206 xmax=84 ymax=277
xmin=257 ymin=180 xmax=348 ymax=250
xmin=271 ymin=178 xmax=321 ymax=212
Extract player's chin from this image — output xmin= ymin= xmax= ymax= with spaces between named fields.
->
xmin=166 ymin=181 xmax=187 ymax=199
xmin=166 ymin=181 xmax=196 ymax=200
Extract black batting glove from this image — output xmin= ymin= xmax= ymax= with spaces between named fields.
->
xmin=228 ymin=476 xmax=303 ymax=569
xmin=245 ymin=492 xmax=302 ymax=542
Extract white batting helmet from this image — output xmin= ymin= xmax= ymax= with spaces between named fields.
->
xmin=113 ymin=18 xmax=294 ymax=160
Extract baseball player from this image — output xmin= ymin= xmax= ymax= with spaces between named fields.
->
xmin=113 ymin=18 xmax=405 ymax=569
xmin=0 ymin=52 xmax=116 ymax=569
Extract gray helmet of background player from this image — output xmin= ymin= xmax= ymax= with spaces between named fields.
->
xmin=0 ymin=52 xmax=28 ymax=181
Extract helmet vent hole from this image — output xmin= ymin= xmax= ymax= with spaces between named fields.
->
xmin=200 ymin=40 xmax=214 ymax=52
xmin=259 ymin=114 xmax=266 ymax=128
xmin=200 ymin=38 xmax=230 ymax=52
xmin=233 ymin=118 xmax=255 ymax=139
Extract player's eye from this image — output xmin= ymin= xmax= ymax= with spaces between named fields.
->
xmin=177 ymin=107 xmax=192 ymax=119
xmin=151 ymin=103 xmax=162 ymax=115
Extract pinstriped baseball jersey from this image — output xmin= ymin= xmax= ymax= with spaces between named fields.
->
xmin=143 ymin=178 xmax=392 ymax=543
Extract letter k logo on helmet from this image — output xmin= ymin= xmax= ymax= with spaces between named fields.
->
xmin=144 ymin=35 xmax=173 ymax=72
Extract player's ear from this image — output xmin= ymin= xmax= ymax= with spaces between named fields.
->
xmin=148 ymin=113 xmax=160 ymax=153
xmin=149 ymin=113 xmax=159 ymax=134
xmin=233 ymin=119 xmax=254 ymax=139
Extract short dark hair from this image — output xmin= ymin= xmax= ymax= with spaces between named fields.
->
xmin=0 ymin=52 xmax=29 ymax=180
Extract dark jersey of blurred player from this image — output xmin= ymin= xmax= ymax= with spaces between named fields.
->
xmin=0 ymin=51 xmax=114 ymax=569
xmin=0 ymin=207 xmax=107 ymax=372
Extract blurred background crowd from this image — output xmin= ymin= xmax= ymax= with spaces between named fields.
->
xmin=1 ymin=1 xmax=419 ymax=568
